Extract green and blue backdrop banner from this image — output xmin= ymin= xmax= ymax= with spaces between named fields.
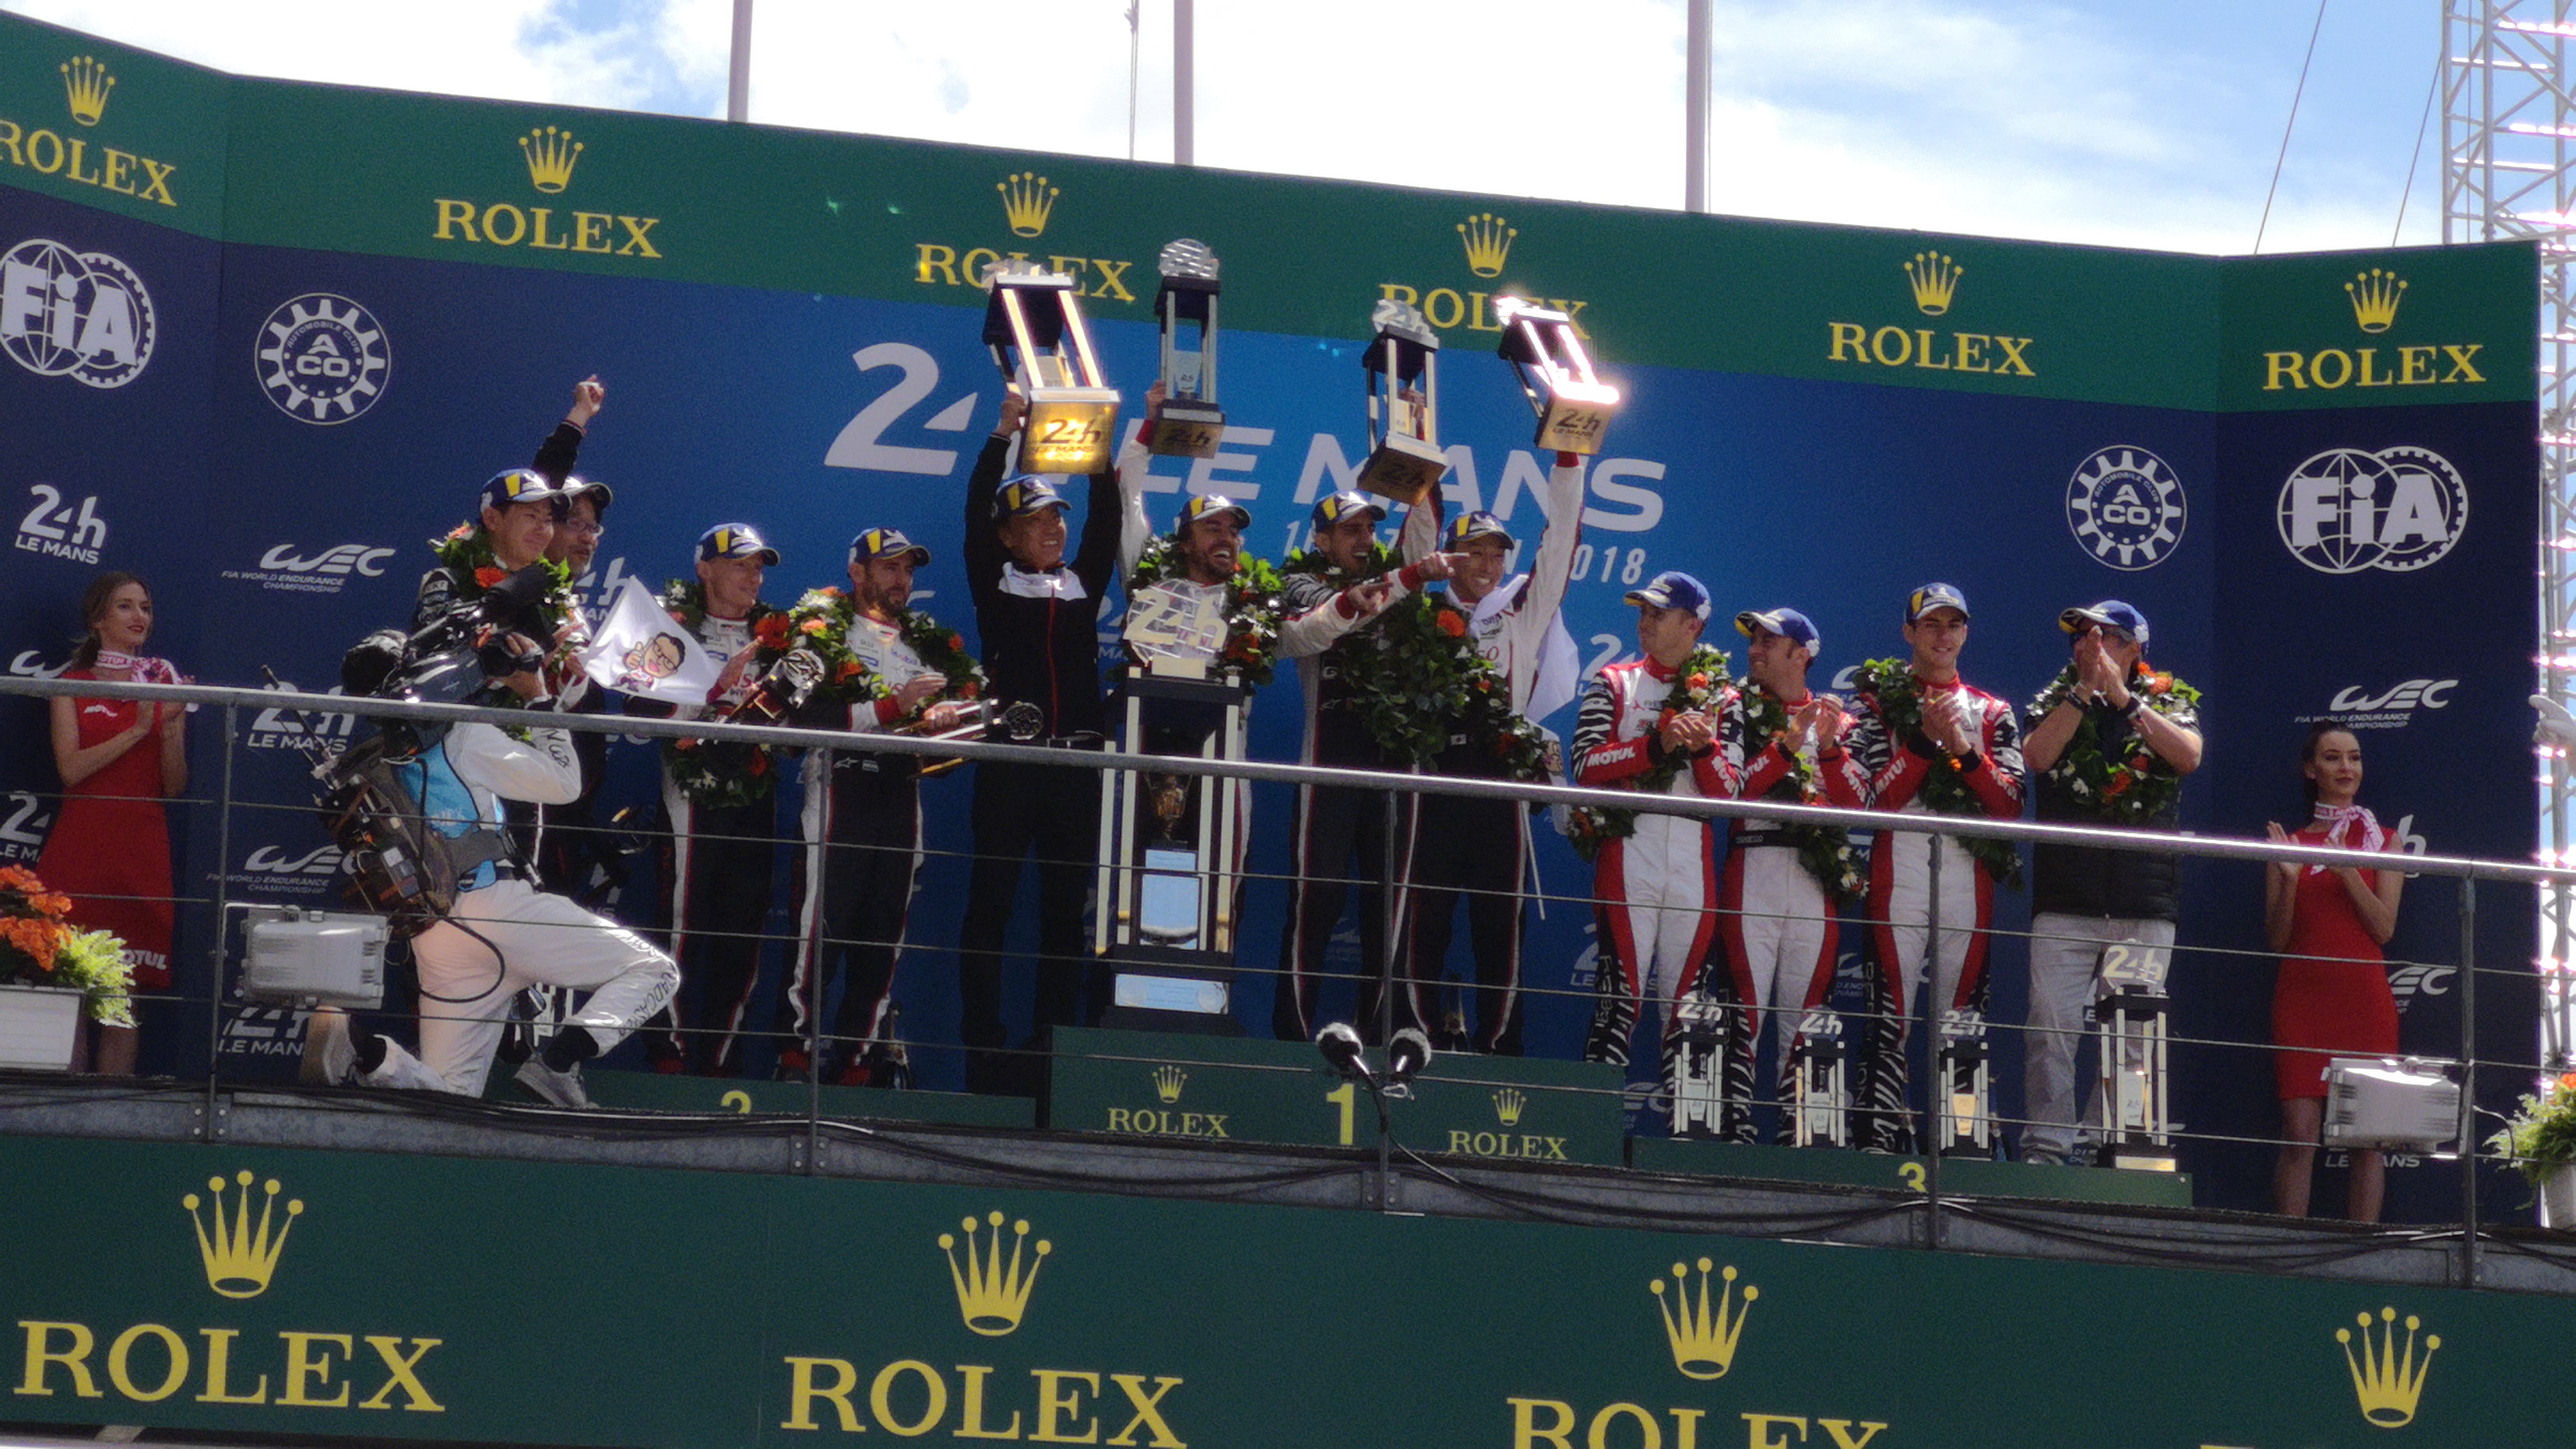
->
xmin=0 ymin=13 xmax=2543 ymax=1220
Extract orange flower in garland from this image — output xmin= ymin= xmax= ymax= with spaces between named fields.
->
xmin=753 ymin=614 xmax=792 ymax=650
xmin=1435 ymin=609 xmax=1467 ymax=639
xmin=799 ymin=617 xmax=829 ymax=637
xmin=473 ymin=566 xmax=506 ymax=589
xmin=0 ymin=915 xmax=64 ymax=971
xmin=2145 ymin=671 xmax=2174 ymax=696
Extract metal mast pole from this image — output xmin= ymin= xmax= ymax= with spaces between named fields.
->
xmin=1174 ymin=0 xmax=1195 ymax=166
xmin=1685 ymin=0 xmax=1711 ymax=213
xmin=727 ymin=0 xmax=753 ymax=123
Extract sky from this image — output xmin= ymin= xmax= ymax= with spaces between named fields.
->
xmin=0 ymin=0 xmax=2455 ymax=257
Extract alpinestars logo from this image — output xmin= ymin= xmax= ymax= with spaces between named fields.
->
xmin=256 ymin=294 xmax=390 ymax=424
xmin=2065 ymin=445 xmax=2186 ymax=571
xmin=2278 ymin=445 xmax=2467 ymax=574
xmin=0 ymin=237 xmax=154 ymax=386
xmin=221 ymin=543 xmax=396 ymax=596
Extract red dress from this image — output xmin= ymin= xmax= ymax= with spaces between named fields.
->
xmin=34 ymin=669 xmax=175 ymax=991
xmin=2271 ymin=824 xmax=2398 ymax=1101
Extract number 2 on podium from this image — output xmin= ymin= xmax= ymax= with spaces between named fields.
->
xmin=1325 ymin=1082 xmax=1356 ymax=1146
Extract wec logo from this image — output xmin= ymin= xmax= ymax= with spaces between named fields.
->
xmin=242 ymin=845 xmax=343 ymax=877
xmin=258 ymin=543 xmax=393 ymax=578
xmin=2317 ymin=680 xmax=2457 ymax=731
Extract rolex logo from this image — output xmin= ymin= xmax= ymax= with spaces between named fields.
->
xmin=940 ymin=1212 xmax=1051 ymax=1337
xmin=182 ymin=1170 xmax=303 ymax=1300
xmin=998 ymin=172 xmax=1058 ymax=238
xmin=1904 ymin=252 xmax=1962 ymax=317
xmin=2346 ymin=267 xmax=2407 ymax=334
xmin=1153 ymin=1064 xmax=1187 ymax=1104
xmin=520 ymin=125 xmax=584 ymax=195
xmin=2337 ymin=1306 xmax=2438 ymax=1428
xmin=1492 ymin=1088 xmax=1527 ymax=1126
xmin=1458 ymin=213 xmax=1517 ymax=278
xmin=60 ymin=55 xmax=115 ymax=127
xmin=1650 ymin=1258 xmax=1756 ymax=1381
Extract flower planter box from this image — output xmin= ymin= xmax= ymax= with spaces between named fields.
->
xmin=2542 ymin=1165 xmax=2576 ymax=1231
xmin=0 ymin=983 xmax=81 ymax=1071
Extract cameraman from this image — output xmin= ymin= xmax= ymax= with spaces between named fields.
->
xmin=323 ymin=633 xmax=678 ymax=1106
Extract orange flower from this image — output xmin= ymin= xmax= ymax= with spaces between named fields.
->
xmin=749 ymin=751 xmax=769 ymax=776
xmin=1436 ymin=610 xmax=1466 ymax=638
xmin=2559 ymin=1071 xmax=2576 ymax=1092
xmin=2147 ymin=672 xmax=2173 ymax=695
xmin=667 ymin=610 xmax=689 ymax=626
xmin=799 ymin=618 xmax=828 ymax=636
xmin=959 ymin=682 xmax=981 ymax=700
xmin=0 ymin=865 xmax=38 ymax=891
xmin=2104 ymin=775 xmax=2131 ymax=798
xmin=474 ymin=567 xmax=505 ymax=589
xmin=1476 ymin=678 xmax=1493 ymax=693
xmin=836 ymin=661 xmax=861 ymax=682
xmin=443 ymin=523 xmax=472 ymax=542
xmin=947 ymin=633 xmax=965 ymax=651
xmin=1688 ymin=674 xmax=1710 ymax=691
xmin=753 ymin=614 xmax=791 ymax=649
xmin=0 ymin=916 xmax=63 ymax=971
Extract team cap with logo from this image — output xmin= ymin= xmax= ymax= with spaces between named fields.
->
xmin=1311 ymin=491 xmax=1387 ymax=529
xmin=478 ymin=468 xmax=571 ymax=518
xmin=2059 ymin=599 xmax=2149 ymax=646
xmin=1736 ymin=606 xmax=1821 ymax=655
xmin=1445 ymin=511 xmax=1513 ymax=549
xmin=993 ymin=474 xmax=1069 ymax=521
xmin=1904 ymin=582 xmax=1971 ymax=623
xmin=697 ymin=523 xmax=780 ymax=565
xmin=559 ymin=475 xmax=614 ymax=513
xmin=1625 ymin=570 xmax=1712 ymax=622
xmin=1177 ymin=494 xmax=1251 ymax=532
xmin=849 ymin=527 xmax=931 ymax=568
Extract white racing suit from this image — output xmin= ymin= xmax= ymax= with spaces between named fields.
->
xmin=364 ymin=722 xmax=678 ymax=1095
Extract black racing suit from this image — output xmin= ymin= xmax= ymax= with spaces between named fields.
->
xmin=958 ymin=435 xmax=1122 ymax=1089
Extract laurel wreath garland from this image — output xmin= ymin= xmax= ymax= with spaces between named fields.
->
xmin=1734 ymin=682 xmax=1868 ymax=902
xmin=1120 ymin=538 xmax=1288 ymax=688
xmin=1852 ymin=657 xmax=2022 ymax=887
xmin=1564 ymin=645 xmax=1731 ymax=864
xmin=2025 ymin=661 xmax=2199 ymax=826
xmin=655 ymin=580 xmax=784 ymax=808
xmin=1343 ymin=591 xmax=1552 ymax=786
xmin=761 ymin=587 xmax=987 ymax=717
xmin=427 ymin=525 xmax=578 ymax=655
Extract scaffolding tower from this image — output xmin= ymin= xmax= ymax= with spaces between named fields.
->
xmin=2445 ymin=0 xmax=2576 ymax=1073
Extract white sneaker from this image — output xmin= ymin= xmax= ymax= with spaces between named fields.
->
xmin=303 ymin=1009 xmax=356 ymax=1086
xmin=514 ymin=1058 xmax=592 ymax=1109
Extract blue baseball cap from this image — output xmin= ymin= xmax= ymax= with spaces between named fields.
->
xmin=2061 ymin=599 xmax=2149 ymax=646
xmin=1445 ymin=511 xmax=1512 ymax=549
xmin=1736 ymin=606 xmax=1821 ymax=655
xmin=1310 ymin=490 xmax=1386 ymax=529
xmin=993 ymin=474 xmax=1068 ymax=521
xmin=697 ymin=523 xmax=779 ymax=565
xmin=1626 ymin=570 xmax=1711 ymax=622
xmin=1176 ymin=494 xmax=1250 ymax=532
xmin=1905 ymin=582 xmax=1970 ymax=623
xmin=478 ymin=468 xmax=570 ymax=518
xmin=849 ymin=527 xmax=930 ymax=568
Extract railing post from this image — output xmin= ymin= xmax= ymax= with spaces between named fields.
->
xmin=2459 ymin=875 xmax=2480 ymax=1288
xmin=1923 ymin=831 xmax=1943 ymax=1250
xmin=203 ymin=704 xmax=238 ymax=1136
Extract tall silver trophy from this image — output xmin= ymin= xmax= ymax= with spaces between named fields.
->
xmin=1356 ymin=297 xmax=1447 ymax=506
xmin=981 ymin=258 xmax=1120 ymax=474
xmin=1147 ymin=239 xmax=1226 ymax=459
xmin=1493 ymin=297 xmax=1620 ymax=455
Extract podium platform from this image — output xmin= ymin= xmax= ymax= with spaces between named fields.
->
xmin=1046 ymin=1027 xmax=1626 ymax=1164
xmin=541 ymin=1068 xmax=1037 ymax=1129
xmin=1628 ymin=1136 xmax=2194 ymax=1207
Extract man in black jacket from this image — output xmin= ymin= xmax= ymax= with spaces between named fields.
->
xmin=2019 ymin=600 xmax=2202 ymax=1165
xmin=957 ymin=388 xmax=1122 ymax=1091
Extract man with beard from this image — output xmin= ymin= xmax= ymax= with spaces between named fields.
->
xmin=773 ymin=527 xmax=978 ymax=1085
xmin=506 ymin=375 xmax=615 ymax=902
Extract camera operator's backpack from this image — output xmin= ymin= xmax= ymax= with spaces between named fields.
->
xmin=315 ymin=733 xmax=513 ymax=939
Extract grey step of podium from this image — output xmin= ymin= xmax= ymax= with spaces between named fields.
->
xmin=538 ymin=1068 xmax=1037 ymax=1129
xmin=1628 ymin=1136 xmax=2195 ymax=1208
xmin=1046 ymin=1026 xmax=1627 ymax=1165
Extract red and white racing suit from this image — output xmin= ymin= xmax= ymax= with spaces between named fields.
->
xmin=1574 ymin=656 xmax=1739 ymax=1083
xmin=1824 ymin=674 xmax=2023 ymax=1151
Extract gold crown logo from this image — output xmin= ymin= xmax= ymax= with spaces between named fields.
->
xmin=1904 ymin=252 xmax=1963 ymax=317
xmin=520 ymin=125 xmax=584 ymax=195
xmin=1153 ymin=1064 xmax=1187 ymax=1103
xmin=2337 ymin=1307 xmax=2438 ymax=1428
xmin=1458 ymin=213 xmax=1517 ymax=279
xmin=1650 ymin=1258 xmax=1756 ymax=1381
xmin=2345 ymin=268 xmax=2407 ymax=334
xmin=182 ymin=1171 xmax=303 ymax=1300
xmin=940 ymin=1212 xmax=1052 ymax=1337
xmin=1493 ymin=1088 xmax=1527 ymax=1126
xmin=60 ymin=56 xmax=114 ymax=127
xmin=998 ymin=172 xmax=1058 ymax=238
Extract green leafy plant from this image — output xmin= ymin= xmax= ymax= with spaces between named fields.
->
xmin=2487 ymin=1071 xmax=2576 ymax=1187
xmin=0 ymin=865 xmax=135 ymax=1024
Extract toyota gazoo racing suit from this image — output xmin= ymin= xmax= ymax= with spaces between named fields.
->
xmin=1271 ymin=507 xmax=1442 ymax=1043
xmin=1824 ymin=676 xmax=2024 ymax=1152
xmin=1574 ymin=656 xmax=1741 ymax=1099
xmin=358 ymin=721 xmax=677 ymax=1095
xmin=1711 ymin=686 xmax=1866 ymax=1142
xmin=777 ymin=605 xmax=967 ymax=1086
xmin=1397 ymin=457 xmax=1584 ymax=1054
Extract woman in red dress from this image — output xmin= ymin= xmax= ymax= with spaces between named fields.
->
xmin=2264 ymin=722 xmax=2403 ymax=1221
xmin=35 ymin=572 xmax=186 ymax=1075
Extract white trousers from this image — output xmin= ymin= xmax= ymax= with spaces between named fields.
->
xmin=2021 ymin=912 xmax=2177 ymax=1165
xmin=366 ymin=879 xmax=678 ymax=1096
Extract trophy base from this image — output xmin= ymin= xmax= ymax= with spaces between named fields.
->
xmin=1022 ymin=388 xmax=1122 ymax=474
xmin=1146 ymin=401 xmax=1227 ymax=459
xmin=1534 ymin=395 xmax=1617 ymax=455
xmin=1356 ymin=433 xmax=1451 ymax=507
xmin=1099 ymin=943 xmax=1242 ymax=1035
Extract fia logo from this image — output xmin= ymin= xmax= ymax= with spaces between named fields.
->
xmin=15 ymin=482 xmax=108 ymax=564
xmin=255 ymin=293 xmax=391 ymax=424
xmin=2064 ymin=445 xmax=2186 ymax=572
xmin=2278 ymin=445 xmax=2467 ymax=574
xmin=0 ymin=237 xmax=154 ymax=386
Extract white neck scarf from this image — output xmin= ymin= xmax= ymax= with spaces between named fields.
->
xmin=2312 ymin=802 xmax=2384 ymax=855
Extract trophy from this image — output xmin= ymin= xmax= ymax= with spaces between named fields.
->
xmin=981 ymin=258 xmax=1120 ymax=474
xmin=1787 ymin=1010 xmax=1849 ymax=1148
xmin=1934 ymin=1008 xmax=1994 ymax=1157
xmin=2092 ymin=940 xmax=2175 ymax=1171
xmin=1147 ymin=239 xmax=1226 ymax=459
xmin=1667 ymin=993 xmax=1733 ymax=1140
xmin=1356 ymin=297 xmax=1448 ymax=506
xmin=1493 ymin=297 xmax=1619 ymax=455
